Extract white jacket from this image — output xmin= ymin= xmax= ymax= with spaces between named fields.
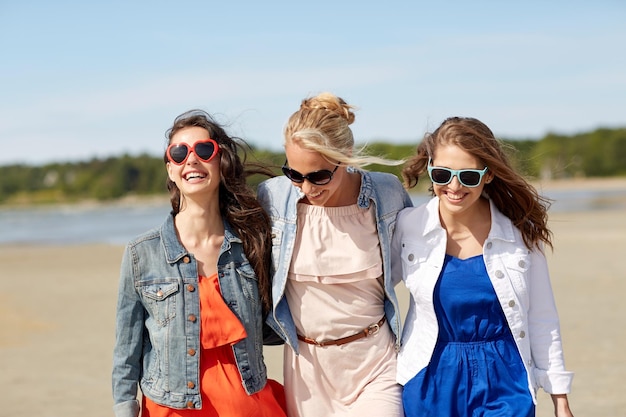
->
xmin=392 ymin=197 xmax=573 ymax=403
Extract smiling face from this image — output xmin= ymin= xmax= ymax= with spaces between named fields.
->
xmin=284 ymin=141 xmax=349 ymax=207
xmin=166 ymin=126 xmax=221 ymax=201
xmin=431 ymin=144 xmax=493 ymax=218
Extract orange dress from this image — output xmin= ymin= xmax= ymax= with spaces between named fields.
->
xmin=142 ymin=273 xmax=286 ymax=417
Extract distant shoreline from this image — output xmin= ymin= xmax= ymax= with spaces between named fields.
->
xmin=2 ymin=176 xmax=626 ymax=210
xmin=531 ymin=176 xmax=626 ymax=191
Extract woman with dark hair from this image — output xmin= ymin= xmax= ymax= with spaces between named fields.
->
xmin=112 ymin=110 xmax=286 ymax=417
xmin=393 ymin=117 xmax=574 ymax=416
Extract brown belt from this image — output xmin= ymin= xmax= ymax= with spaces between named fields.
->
xmin=297 ymin=316 xmax=386 ymax=347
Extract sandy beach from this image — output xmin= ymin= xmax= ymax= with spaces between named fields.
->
xmin=1 ymin=179 xmax=625 ymax=416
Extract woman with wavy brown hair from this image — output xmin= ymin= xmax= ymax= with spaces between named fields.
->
xmin=112 ymin=110 xmax=286 ymax=417
xmin=393 ymin=117 xmax=574 ymax=417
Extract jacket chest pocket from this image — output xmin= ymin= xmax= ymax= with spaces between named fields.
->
xmin=400 ymin=241 xmax=437 ymax=302
xmin=141 ymin=281 xmax=179 ymax=327
xmin=400 ymin=241 xmax=430 ymax=270
xmin=501 ymin=254 xmax=531 ymax=301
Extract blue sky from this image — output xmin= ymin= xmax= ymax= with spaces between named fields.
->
xmin=1 ymin=1 xmax=625 ymax=166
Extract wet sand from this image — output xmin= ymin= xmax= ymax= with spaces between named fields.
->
xmin=1 ymin=180 xmax=625 ymax=416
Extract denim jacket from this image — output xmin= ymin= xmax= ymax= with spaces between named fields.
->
xmin=257 ymin=170 xmax=413 ymax=354
xmin=112 ymin=214 xmax=268 ymax=417
xmin=392 ymin=197 xmax=574 ymax=403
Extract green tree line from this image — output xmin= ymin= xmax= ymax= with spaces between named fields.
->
xmin=1 ymin=127 xmax=625 ymax=205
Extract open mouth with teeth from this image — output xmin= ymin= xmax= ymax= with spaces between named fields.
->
xmin=184 ymin=172 xmax=207 ymax=181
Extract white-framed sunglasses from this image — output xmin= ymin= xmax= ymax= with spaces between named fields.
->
xmin=427 ymin=158 xmax=489 ymax=188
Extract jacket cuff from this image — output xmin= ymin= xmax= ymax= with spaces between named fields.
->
xmin=533 ymin=368 xmax=574 ymax=394
xmin=113 ymin=399 xmax=140 ymax=417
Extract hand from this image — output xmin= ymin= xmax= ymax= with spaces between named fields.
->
xmin=551 ymin=394 xmax=574 ymax=417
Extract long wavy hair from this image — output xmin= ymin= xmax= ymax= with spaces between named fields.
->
xmin=164 ymin=110 xmax=273 ymax=314
xmin=402 ymin=116 xmax=553 ymax=251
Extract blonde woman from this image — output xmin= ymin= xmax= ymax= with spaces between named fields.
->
xmin=258 ymin=93 xmax=412 ymax=417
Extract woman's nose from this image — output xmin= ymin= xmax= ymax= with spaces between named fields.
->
xmin=448 ymin=174 xmax=463 ymax=189
xmin=186 ymin=150 xmax=199 ymax=164
xmin=300 ymin=180 xmax=316 ymax=194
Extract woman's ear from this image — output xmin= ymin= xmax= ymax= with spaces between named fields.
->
xmin=166 ymin=162 xmax=175 ymax=182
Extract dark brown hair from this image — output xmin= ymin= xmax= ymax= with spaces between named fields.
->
xmin=402 ymin=116 xmax=553 ymax=251
xmin=164 ymin=110 xmax=273 ymax=314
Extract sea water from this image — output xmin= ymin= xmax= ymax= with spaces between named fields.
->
xmin=1 ymin=187 xmax=625 ymax=246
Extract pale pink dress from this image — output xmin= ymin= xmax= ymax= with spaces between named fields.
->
xmin=284 ymin=203 xmax=403 ymax=417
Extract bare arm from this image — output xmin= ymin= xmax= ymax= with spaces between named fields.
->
xmin=551 ymin=394 xmax=574 ymax=417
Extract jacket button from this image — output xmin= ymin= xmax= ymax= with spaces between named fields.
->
xmin=519 ymin=331 xmax=526 ymax=338
xmin=156 ymin=290 xmax=163 ymax=297
xmin=486 ymin=242 xmax=492 ymax=249
xmin=183 ymin=256 xmax=191 ymax=263
xmin=186 ymin=284 xmax=195 ymax=292
xmin=408 ymin=254 xmax=415 ymax=262
xmin=187 ymin=381 xmax=195 ymax=389
xmin=495 ymin=270 xmax=504 ymax=278
xmin=518 ymin=260 xmax=526 ymax=268
xmin=508 ymin=300 xmax=516 ymax=307
xmin=186 ymin=401 xmax=195 ymax=408
xmin=188 ymin=348 xmax=196 ymax=356
xmin=188 ymin=314 xmax=197 ymax=323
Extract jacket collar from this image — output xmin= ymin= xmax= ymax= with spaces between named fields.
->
xmin=160 ymin=212 xmax=240 ymax=264
xmin=487 ymin=197 xmax=517 ymax=243
xmin=356 ymin=169 xmax=373 ymax=208
xmin=422 ymin=196 xmax=517 ymax=243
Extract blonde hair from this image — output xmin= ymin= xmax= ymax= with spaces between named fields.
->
xmin=284 ymin=92 xmax=402 ymax=168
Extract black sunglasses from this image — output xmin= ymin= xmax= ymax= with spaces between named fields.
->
xmin=166 ymin=139 xmax=219 ymax=165
xmin=281 ymin=160 xmax=340 ymax=185
xmin=427 ymin=158 xmax=488 ymax=188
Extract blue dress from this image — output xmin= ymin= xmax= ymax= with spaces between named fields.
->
xmin=402 ymin=254 xmax=534 ymax=417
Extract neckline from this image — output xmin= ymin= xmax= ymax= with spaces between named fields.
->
xmin=296 ymin=202 xmax=362 ymax=216
xmin=445 ymin=253 xmax=483 ymax=262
